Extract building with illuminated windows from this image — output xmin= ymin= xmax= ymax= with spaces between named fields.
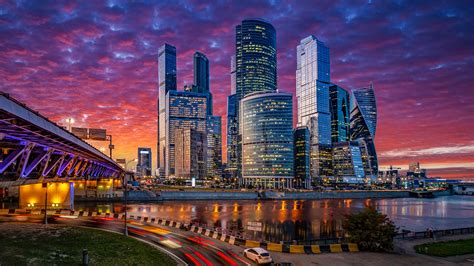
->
xmin=235 ymin=19 xmax=277 ymax=177
xmin=294 ymin=127 xmax=311 ymax=188
xmin=296 ymin=35 xmax=332 ymax=183
xmin=175 ymin=128 xmax=207 ymax=179
xmin=240 ymin=92 xmax=293 ymax=189
xmin=332 ymin=142 xmax=365 ymax=183
xmin=226 ymin=94 xmax=238 ymax=179
xmin=158 ymin=43 xmax=177 ymax=177
xmin=350 ymin=84 xmax=378 ymax=179
xmin=164 ymin=90 xmax=208 ymax=178
xmin=137 ymin=147 xmax=152 ymax=177
xmin=193 ymin=51 xmax=213 ymax=115
xmin=329 ymin=84 xmax=350 ymax=143
xmin=207 ymin=115 xmax=222 ymax=179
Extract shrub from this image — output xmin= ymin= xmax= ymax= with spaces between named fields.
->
xmin=342 ymin=206 xmax=398 ymax=251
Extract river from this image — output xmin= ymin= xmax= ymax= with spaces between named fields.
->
xmin=72 ymin=195 xmax=474 ymax=242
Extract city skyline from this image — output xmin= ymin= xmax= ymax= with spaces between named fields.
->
xmin=1 ymin=1 xmax=473 ymax=179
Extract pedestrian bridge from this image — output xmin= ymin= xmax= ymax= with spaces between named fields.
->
xmin=0 ymin=92 xmax=124 ymax=183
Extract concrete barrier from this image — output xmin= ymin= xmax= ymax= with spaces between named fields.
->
xmin=245 ymin=240 xmax=261 ymax=248
xmin=348 ymin=243 xmax=359 ymax=252
xmin=267 ymin=243 xmax=283 ymax=252
xmin=289 ymin=245 xmax=305 ymax=254
xmin=311 ymin=245 xmax=321 ymax=254
xmin=330 ymin=244 xmax=343 ymax=253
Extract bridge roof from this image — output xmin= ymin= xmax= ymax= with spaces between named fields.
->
xmin=0 ymin=92 xmax=123 ymax=174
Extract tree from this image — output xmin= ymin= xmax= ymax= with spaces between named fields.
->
xmin=342 ymin=206 xmax=398 ymax=251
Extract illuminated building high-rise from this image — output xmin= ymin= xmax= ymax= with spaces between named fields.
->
xmin=240 ymin=92 xmax=293 ymax=189
xmin=226 ymin=94 xmax=238 ymax=179
xmin=137 ymin=147 xmax=152 ymax=177
xmin=294 ymin=127 xmax=311 ymax=189
xmin=158 ymin=43 xmax=177 ymax=177
xmin=296 ymin=35 xmax=331 ymax=183
xmin=332 ymin=141 xmax=365 ymax=183
xmin=329 ymin=84 xmax=350 ymax=143
xmin=175 ymin=128 xmax=207 ymax=179
xmin=193 ymin=51 xmax=212 ymax=115
xmin=207 ymin=115 xmax=222 ymax=179
xmin=350 ymin=84 xmax=378 ymax=178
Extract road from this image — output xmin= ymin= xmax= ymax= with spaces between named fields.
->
xmin=1 ymin=213 xmax=253 ymax=266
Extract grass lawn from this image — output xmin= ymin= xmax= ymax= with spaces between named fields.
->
xmin=0 ymin=223 xmax=176 ymax=265
xmin=415 ymin=238 xmax=474 ymax=257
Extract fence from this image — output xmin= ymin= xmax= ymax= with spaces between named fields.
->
xmin=396 ymin=227 xmax=474 ymax=240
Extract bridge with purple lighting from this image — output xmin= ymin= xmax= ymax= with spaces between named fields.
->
xmin=0 ymin=92 xmax=124 ymax=183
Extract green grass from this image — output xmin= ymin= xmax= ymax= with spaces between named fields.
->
xmin=0 ymin=223 xmax=176 ymax=265
xmin=415 ymin=238 xmax=474 ymax=257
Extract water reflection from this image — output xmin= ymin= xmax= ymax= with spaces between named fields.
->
xmin=70 ymin=196 xmax=474 ymax=242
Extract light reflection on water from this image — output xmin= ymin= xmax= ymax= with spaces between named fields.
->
xmin=73 ymin=195 xmax=474 ymax=242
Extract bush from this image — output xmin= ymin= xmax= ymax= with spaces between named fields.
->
xmin=342 ymin=206 xmax=398 ymax=251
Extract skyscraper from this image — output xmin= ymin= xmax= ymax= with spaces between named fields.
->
xmin=329 ymin=84 xmax=350 ymax=143
xmin=175 ymin=128 xmax=207 ymax=180
xmin=332 ymin=141 xmax=365 ymax=183
xmin=193 ymin=51 xmax=212 ymax=115
xmin=230 ymin=55 xmax=236 ymax=95
xmin=235 ymin=19 xmax=277 ymax=179
xmin=137 ymin=147 xmax=152 ymax=177
xmin=240 ymin=92 xmax=293 ymax=189
xmin=158 ymin=44 xmax=177 ymax=177
xmin=226 ymin=94 xmax=238 ymax=178
xmin=207 ymin=115 xmax=222 ymax=179
xmin=296 ymin=35 xmax=331 ymax=183
xmin=350 ymin=84 xmax=378 ymax=178
xmin=165 ymin=90 xmax=208 ymax=177
xmin=294 ymin=127 xmax=311 ymax=189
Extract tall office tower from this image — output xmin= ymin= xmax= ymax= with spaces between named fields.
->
xmin=350 ymin=84 xmax=378 ymax=178
xmin=226 ymin=94 xmax=238 ymax=179
xmin=329 ymin=84 xmax=350 ymax=142
xmin=137 ymin=147 xmax=152 ymax=177
xmin=235 ymin=19 xmax=277 ymax=178
xmin=207 ymin=115 xmax=222 ymax=179
xmin=240 ymin=92 xmax=293 ymax=189
xmin=175 ymin=128 xmax=207 ymax=179
xmin=165 ymin=90 xmax=208 ymax=177
xmin=294 ymin=127 xmax=311 ymax=189
xmin=193 ymin=51 xmax=212 ymax=115
xmin=296 ymin=35 xmax=331 ymax=183
xmin=332 ymin=141 xmax=365 ymax=184
xmin=158 ymin=44 xmax=177 ymax=177
xmin=230 ymin=55 xmax=236 ymax=95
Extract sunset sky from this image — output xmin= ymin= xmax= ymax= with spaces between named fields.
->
xmin=1 ymin=1 xmax=473 ymax=179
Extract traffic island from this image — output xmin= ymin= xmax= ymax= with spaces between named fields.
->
xmin=0 ymin=223 xmax=175 ymax=265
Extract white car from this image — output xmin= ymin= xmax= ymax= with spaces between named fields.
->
xmin=243 ymin=247 xmax=272 ymax=265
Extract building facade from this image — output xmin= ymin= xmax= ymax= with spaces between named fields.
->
xmin=332 ymin=142 xmax=365 ymax=183
xmin=294 ymin=127 xmax=311 ymax=189
xmin=137 ymin=147 xmax=152 ymax=177
xmin=207 ymin=115 xmax=222 ymax=179
xmin=226 ymin=94 xmax=238 ymax=179
xmin=329 ymin=84 xmax=350 ymax=143
xmin=164 ymin=90 xmax=208 ymax=177
xmin=240 ymin=92 xmax=293 ymax=189
xmin=158 ymin=43 xmax=177 ymax=177
xmin=193 ymin=51 xmax=212 ymax=115
xmin=350 ymin=85 xmax=378 ymax=179
xmin=296 ymin=35 xmax=332 ymax=183
xmin=174 ymin=128 xmax=207 ymax=179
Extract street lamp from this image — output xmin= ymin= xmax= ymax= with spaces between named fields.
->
xmin=42 ymin=182 xmax=52 ymax=225
xmin=122 ymin=159 xmax=136 ymax=237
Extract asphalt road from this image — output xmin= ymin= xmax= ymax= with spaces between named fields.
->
xmin=2 ymin=214 xmax=253 ymax=266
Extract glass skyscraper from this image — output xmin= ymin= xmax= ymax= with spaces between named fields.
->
xmin=294 ymin=127 xmax=311 ymax=189
xmin=332 ymin=141 xmax=365 ymax=183
xmin=329 ymin=84 xmax=350 ymax=143
xmin=193 ymin=51 xmax=212 ymax=115
xmin=296 ymin=35 xmax=332 ymax=183
xmin=158 ymin=43 xmax=177 ymax=177
xmin=234 ymin=19 xmax=277 ymax=179
xmin=207 ymin=115 xmax=222 ymax=179
xmin=226 ymin=94 xmax=238 ymax=178
xmin=350 ymin=84 xmax=378 ymax=178
xmin=165 ymin=90 xmax=208 ymax=177
xmin=137 ymin=147 xmax=152 ymax=177
xmin=240 ymin=92 xmax=293 ymax=189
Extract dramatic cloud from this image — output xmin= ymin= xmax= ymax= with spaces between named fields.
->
xmin=0 ymin=0 xmax=473 ymax=179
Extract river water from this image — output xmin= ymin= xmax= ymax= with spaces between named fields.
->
xmin=73 ymin=195 xmax=474 ymax=242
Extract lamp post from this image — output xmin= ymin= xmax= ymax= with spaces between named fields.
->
xmin=42 ymin=182 xmax=50 ymax=224
xmin=123 ymin=159 xmax=136 ymax=236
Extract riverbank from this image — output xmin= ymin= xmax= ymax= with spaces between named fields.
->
xmin=0 ymin=223 xmax=176 ymax=265
xmin=73 ymin=189 xmax=452 ymax=202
